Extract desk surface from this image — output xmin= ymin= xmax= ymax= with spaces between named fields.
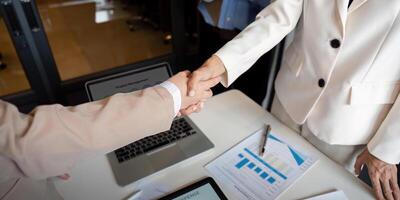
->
xmin=54 ymin=90 xmax=374 ymax=200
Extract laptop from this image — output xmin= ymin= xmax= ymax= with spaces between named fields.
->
xmin=85 ymin=62 xmax=214 ymax=186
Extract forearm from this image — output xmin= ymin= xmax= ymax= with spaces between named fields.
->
xmin=0 ymin=86 xmax=175 ymax=179
xmin=215 ymin=0 xmax=303 ymax=86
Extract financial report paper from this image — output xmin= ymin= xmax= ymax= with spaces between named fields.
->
xmin=205 ymin=128 xmax=318 ymax=200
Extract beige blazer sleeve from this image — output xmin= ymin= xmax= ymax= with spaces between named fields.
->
xmin=214 ymin=0 xmax=303 ymax=87
xmin=0 ymin=86 xmax=174 ymax=181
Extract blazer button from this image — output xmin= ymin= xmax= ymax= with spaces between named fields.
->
xmin=330 ymin=39 xmax=341 ymax=48
xmin=318 ymin=79 xmax=326 ymax=88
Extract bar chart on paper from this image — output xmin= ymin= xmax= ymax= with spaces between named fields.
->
xmin=205 ymin=128 xmax=318 ymax=200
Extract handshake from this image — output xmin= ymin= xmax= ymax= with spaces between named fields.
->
xmin=167 ymin=55 xmax=227 ymax=116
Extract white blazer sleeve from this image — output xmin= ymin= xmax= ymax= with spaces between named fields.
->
xmin=368 ymin=94 xmax=400 ymax=164
xmin=367 ymin=14 xmax=400 ymax=165
xmin=214 ymin=0 xmax=303 ymax=87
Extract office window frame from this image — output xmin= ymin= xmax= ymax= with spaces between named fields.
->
xmin=0 ymin=0 xmax=62 ymax=112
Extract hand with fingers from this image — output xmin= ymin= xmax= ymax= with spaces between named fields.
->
xmin=168 ymin=70 xmax=221 ymax=115
xmin=183 ymin=55 xmax=226 ymax=115
xmin=355 ymin=149 xmax=400 ymax=200
xmin=58 ymin=173 xmax=70 ymax=180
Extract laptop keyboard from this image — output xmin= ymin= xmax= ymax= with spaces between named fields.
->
xmin=114 ymin=118 xmax=197 ymax=163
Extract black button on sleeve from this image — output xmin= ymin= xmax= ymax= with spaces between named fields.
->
xmin=330 ymin=39 xmax=341 ymax=48
xmin=318 ymin=79 xmax=326 ymax=88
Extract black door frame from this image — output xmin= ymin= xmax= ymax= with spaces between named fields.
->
xmin=0 ymin=0 xmax=61 ymax=108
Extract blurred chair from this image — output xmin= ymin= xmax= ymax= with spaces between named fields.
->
xmin=123 ymin=0 xmax=175 ymax=44
xmin=0 ymin=53 xmax=6 ymax=70
xmin=124 ymin=0 xmax=160 ymax=31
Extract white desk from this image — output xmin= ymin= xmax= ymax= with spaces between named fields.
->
xmin=54 ymin=90 xmax=374 ymax=200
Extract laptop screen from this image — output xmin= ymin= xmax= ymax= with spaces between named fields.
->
xmin=85 ymin=63 xmax=172 ymax=101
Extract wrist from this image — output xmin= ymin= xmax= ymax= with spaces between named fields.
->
xmin=159 ymin=81 xmax=182 ymax=115
xmin=207 ymin=55 xmax=226 ymax=75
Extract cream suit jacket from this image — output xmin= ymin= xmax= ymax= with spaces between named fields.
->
xmin=0 ymin=86 xmax=174 ymax=198
xmin=215 ymin=0 xmax=400 ymax=164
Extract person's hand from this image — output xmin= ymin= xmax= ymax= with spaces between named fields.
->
xmin=168 ymin=71 xmax=221 ymax=113
xmin=179 ymin=55 xmax=225 ymax=115
xmin=187 ymin=55 xmax=226 ymax=97
xmin=354 ymin=149 xmax=400 ymax=200
xmin=57 ymin=173 xmax=70 ymax=180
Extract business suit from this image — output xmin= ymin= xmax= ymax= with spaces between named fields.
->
xmin=215 ymin=0 xmax=400 ymax=167
xmin=198 ymin=0 xmax=270 ymax=30
xmin=0 ymin=86 xmax=174 ymax=199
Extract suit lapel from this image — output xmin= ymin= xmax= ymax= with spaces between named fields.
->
xmin=336 ymin=0 xmax=369 ymax=33
xmin=348 ymin=0 xmax=368 ymax=13
xmin=337 ymin=0 xmax=348 ymax=34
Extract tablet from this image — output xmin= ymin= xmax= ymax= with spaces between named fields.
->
xmin=159 ymin=177 xmax=228 ymax=200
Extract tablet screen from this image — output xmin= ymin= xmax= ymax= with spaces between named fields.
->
xmin=172 ymin=183 xmax=222 ymax=200
xmin=159 ymin=177 xmax=227 ymax=200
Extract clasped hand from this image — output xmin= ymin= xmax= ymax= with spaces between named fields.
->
xmin=168 ymin=56 xmax=227 ymax=116
xmin=168 ymin=70 xmax=222 ymax=115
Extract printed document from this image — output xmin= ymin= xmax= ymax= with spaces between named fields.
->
xmin=205 ymin=128 xmax=318 ymax=200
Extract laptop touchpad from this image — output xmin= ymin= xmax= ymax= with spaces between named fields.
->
xmin=148 ymin=144 xmax=186 ymax=169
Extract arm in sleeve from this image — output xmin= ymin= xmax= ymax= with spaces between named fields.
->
xmin=368 ymin=94 xmax=400 ymax=164
xmin=215 ymin=0 xmax=303 ymax=87
xmin=367 ymin=14 xmax=400 ymax=164
xmin=0 ymin=86 xmax=175 ymax=180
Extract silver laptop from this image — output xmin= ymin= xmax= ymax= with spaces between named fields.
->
xmin=85 ymin=63 xmax=214 ymax=186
